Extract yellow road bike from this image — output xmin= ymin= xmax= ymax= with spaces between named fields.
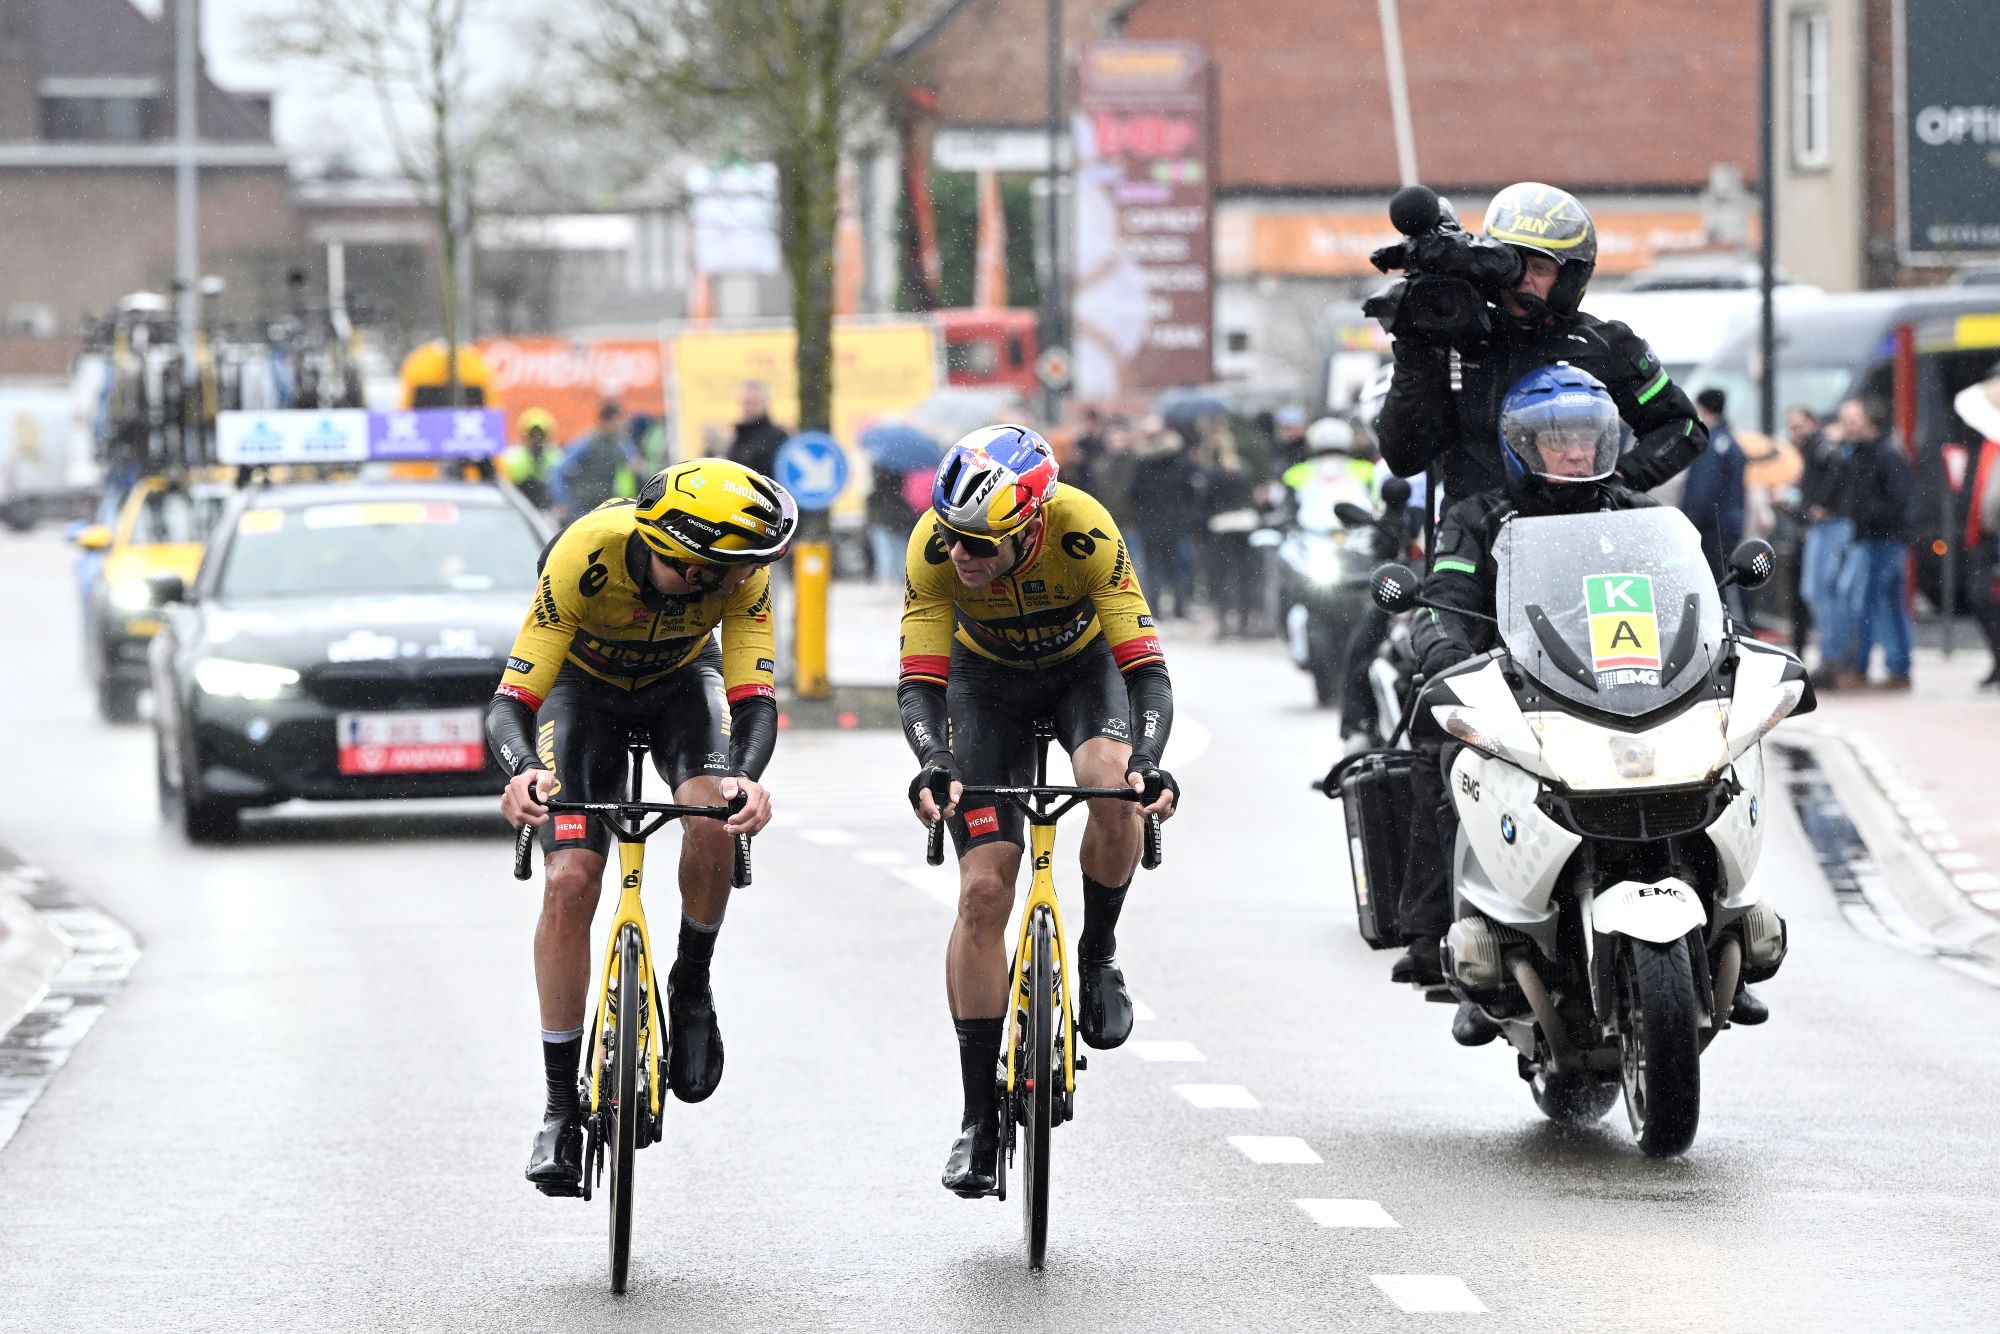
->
xmin=925 ymin=720 xmax=1163 ymax=1271
xmin=511 ymin=730 xmax=751 ymax=1294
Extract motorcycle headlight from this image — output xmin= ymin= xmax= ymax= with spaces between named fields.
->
xmin=111 ymin=579 xmax=153 ymax=612
xmin=194 ymin=657 xmax=300 ymax=701
xmin=1527 ymin=701 xmax=1731 ymax=790
xmin=1305 ymin=547 xmax=1346 ymax=585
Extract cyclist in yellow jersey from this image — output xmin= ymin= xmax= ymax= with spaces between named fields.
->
xmin=485 ymin=458 xmax=797 ymax=1196
xmin=899 ymin=424 xmax=1181 ymax=1197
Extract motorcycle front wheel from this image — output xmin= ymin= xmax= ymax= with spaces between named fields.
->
xmin=1617 ymin=938 xmax=1702 ymax=1158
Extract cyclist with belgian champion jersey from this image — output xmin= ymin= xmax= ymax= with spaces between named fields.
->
xmin=486 ymin=458 xmax=798 ymax=1196
xmin=899 ymin=425 xmax=1181 ymax=1197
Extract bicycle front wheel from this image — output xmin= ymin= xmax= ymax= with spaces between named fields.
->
xmin=1022 ymin=906 xmax=1056 ymax=1270
xmin=608 ymin=924 xmax=643 ymax=1293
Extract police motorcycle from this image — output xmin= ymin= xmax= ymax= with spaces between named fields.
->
xmin=1255 ymin=419 xmax=1395 ymax=706
xmin=1352 ymin=514 xmax=1808 ymax=1157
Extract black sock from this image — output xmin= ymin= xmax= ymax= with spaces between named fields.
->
xmin=669 ymin=912 xmax=721 ymax=991
xmin=954 ymin=1017 xmax=1004 ymax=1130
xmin=1077 ymin=875 xmax=1130 ymax=964
xmin=541 ymin=1032 xmax=582 ymax=1117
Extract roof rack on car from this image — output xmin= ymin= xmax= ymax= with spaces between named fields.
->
xmin=218 ymin=407 xmax=504 ymax=491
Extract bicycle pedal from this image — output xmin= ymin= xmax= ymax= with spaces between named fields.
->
xmin=533 ymin=1178 xmax=585 ymax=1199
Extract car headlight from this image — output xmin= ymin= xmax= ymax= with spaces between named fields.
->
xmin=194 ymin=657 xmax=300 ymax=701
xmin=111 ymin=579 xmax=153 ymax=612
xmin=1526 ymin=701 xmax=1731 ymax=790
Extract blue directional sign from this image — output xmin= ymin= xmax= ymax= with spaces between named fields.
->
xmin=774 ymin=431 xmax=850 ymax=511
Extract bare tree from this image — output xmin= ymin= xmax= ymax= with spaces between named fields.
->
xmin=581 ymin=0 xmax=911 ymax=433
xmin=252 ymin=0 xmax=485 ymax=402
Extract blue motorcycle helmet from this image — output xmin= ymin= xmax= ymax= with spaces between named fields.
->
xmin=1497 ymin=363 xmax=1622 ymax=494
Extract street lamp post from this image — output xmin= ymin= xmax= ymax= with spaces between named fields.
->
xmin=174 ymin=0 xmax=200 ymax=462
xmin=1043 ymin=0 xmax=1063 ymax=423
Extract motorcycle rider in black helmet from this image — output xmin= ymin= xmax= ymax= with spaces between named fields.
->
xmin=1373 ymin=182 xmax=1708 ymax=504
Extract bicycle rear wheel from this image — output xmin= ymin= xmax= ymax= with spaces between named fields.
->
xmin=608 ymin=924 xmax=643 ymax=1293
xmin=1022 ymin=906 xmax=1056 ymax=1270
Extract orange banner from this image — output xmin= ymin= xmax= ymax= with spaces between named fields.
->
xmin=974 ymin=170 xmax=1008 ymax=309
xmin=1219 ymin=209 xmax=1743 ymax=279
xmin=476 ymin=337 xmax=668 ymax=443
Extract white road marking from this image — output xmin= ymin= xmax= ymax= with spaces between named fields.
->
xmin=1130 ymin=996 xmax=1157 ymax=1021
xmin=1296 ymin=1199 xmax=1399 ymax=1228
xmin=1954 ymin=871 xmax=2000 ymax=893
xmin=1934 ymin=851 xmax=1980 ymax=870
xmin=797 ymin=827 xmax=858 ymax=846
xmin=1372 ymin=1276 xmax=1486 ymax=1313
xmin=1129 ymin=1040 xmax=1205 ymax=1063
xmin=1228 ymin=1135 xmax=1321 ymax=1164
xmin=1922 ymin=833 xmax=1963 ymax=852
xmin=1174 ymin=1083 xmax=1260 ymax=1109
xmin=852 ymin=849 xmax=905 ymax=866
xmin=892 ymin=866 xmax=957 ymax=907
xmin=1971 ymin=890 xmax=2000 ymax=912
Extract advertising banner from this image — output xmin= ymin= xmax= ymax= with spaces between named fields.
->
xmin=1072 ymin=41 xmax=1214 ymax=398
xmin=477 ymin=337 xmax=667 ymax=444
xmin=1899 ymin=0 xmax=2000 ymax=262
xmin=218 ymin=409 xmax=505 ymax=465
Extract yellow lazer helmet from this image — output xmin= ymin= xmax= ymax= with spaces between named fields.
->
xmin=632 ymin=458 xmax=798 ymax=566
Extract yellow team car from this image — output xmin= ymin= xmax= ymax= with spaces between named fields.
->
xmin=71 ymin=471 xmax=234 ymax=722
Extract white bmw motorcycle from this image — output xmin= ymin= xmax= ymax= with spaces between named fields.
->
xmin=1363 ymin=508 xmax=1810 ymax=1157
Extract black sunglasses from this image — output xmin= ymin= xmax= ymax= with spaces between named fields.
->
xmin=937 ymin=525 xmax=1004 ymax=558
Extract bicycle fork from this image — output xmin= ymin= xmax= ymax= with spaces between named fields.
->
xmin=1005 ymin=822 xmax=1078 ymax=1108
xmin=588 ymin=838 xmax=664 ymax=1121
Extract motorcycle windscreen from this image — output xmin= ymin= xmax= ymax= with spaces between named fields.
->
xmin=1492 ymin=507 xmax=1725 ymax=718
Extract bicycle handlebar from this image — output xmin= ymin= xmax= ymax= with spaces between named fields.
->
xmin=511 ymin=786 xmax=753 ymax=887
xmin=924 ymin=780 xmax=1165 ymax=870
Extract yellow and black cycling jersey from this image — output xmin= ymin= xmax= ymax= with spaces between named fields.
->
xmin=899 ymin=487 xmax=1164 ymax=684
xmin=496 ymin=501 xmax=776 ymax=712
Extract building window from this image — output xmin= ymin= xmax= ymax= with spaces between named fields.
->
xmin=1790 ymin=9 xmax=1832 ymax=171
xmin=39 ymin=96 xmax=160 ymax=142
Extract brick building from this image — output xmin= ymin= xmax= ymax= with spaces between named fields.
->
xmin=895 ymin=0 xmax=1768 ymax=394
xmin=0 ymin=0 xmax=305 ymax=377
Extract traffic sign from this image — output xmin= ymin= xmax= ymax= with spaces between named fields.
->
xmin=775 ymin=431 xmax=850 ymax=511
xmin=1035 ymin=346 xmax=1072 ymax=391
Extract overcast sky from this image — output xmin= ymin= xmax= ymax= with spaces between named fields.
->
xmin=141 ymin=0 xmax=538 ymax=170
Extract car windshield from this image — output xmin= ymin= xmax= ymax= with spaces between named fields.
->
xmin=130 ymin=488 xmax=230 ymax=545
xmin=216 ymin=497 xmax=542 ymax=599
xmin=1493 ymin=508 xmax=1725 ymax=718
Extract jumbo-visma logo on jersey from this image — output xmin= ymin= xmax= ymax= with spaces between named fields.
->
xmin=961 ymin=601 xmax=1099 ymax=662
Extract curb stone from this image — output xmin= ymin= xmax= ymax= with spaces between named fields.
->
xmin=0 ymin=846 xmax=140 ymax=1151
xmin=1781 ymin=725 xmax=2000 ymax=981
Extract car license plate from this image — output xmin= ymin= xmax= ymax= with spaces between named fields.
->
xmin=336 ymin=709 xmax=486 ymax=775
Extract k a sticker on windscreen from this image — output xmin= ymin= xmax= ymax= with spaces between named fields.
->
xmin=1585 ymin=572 xmax=1661 ymax=686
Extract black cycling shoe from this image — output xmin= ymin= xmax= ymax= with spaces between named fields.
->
xmin=666 ymin=982 xmax=725 ymax=1103
xmin=1730 ymin=985 xmax=1770 ymax=1026
xmin=941 ymin=1120 xmax=1000 ymax=1198
xmin=1077 ymin=958 xmax=1134 ymax=1050
xmin=1390 ymin=937 xmax=1445 ymax=987
xmin=1451 ymin=1001 xmax=1501 ymax=1047
xmin=525 ymin=1110 xmax=583 ymax=1196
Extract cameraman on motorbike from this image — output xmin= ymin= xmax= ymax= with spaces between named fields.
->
xmin=1372 ymin=183 xmax=1707 ymax=501
xmin=1390 ymin=366 xmax=1771 ymax=1039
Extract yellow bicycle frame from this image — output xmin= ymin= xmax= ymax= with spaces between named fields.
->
xmin=587 ymin=838 xmax=666 ymax=1120
xmin=1003 ymin=821 xmax=1078 ymax=1100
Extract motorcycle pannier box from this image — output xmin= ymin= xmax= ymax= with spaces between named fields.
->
xmin=1335 ymin=750 xmax=1418 ymax=950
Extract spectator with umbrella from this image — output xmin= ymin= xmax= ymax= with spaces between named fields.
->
xmin=861 ymin=422 xmax=945 ymax=585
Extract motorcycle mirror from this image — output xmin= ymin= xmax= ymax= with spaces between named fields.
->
xmin=1370 ymin=563 xmax=1420 ymax=614
xmin=1723 ymin=538 xmax=1776 ymax=591
xmin=1333 ymin=502 xmax=1376 ymax=529
xmin=1379 ymin=476 xmax=1412 ymax=508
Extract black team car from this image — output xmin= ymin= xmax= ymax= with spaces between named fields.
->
xmin=149 ymin=476 xmax=550 ymax=841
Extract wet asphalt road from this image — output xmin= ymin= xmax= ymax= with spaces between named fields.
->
xmin=2 ymin=527 xmax=1998 ymax=1333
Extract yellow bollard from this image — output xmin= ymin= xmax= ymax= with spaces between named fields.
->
xmin=793 ymin=540 xmax=831 ymax=700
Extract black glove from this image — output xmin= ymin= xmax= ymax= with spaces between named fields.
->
xmin=1369 ymin=240 xmax=1413 ymax=274
xmin=1127 ymin=765 xmax=1180 ymax=807
xmin=907 ymin=762 xmax=958 ymax=813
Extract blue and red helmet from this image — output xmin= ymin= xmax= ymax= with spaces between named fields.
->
xmin=931 ymin=425 xmax=1060 ymax=540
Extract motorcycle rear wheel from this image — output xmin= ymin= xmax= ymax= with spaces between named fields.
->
xmin=1531 ymin=1070 xmax=1621 ymax=1125
xmin=1618 ymin=938 xmax=1702 ymax=1158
